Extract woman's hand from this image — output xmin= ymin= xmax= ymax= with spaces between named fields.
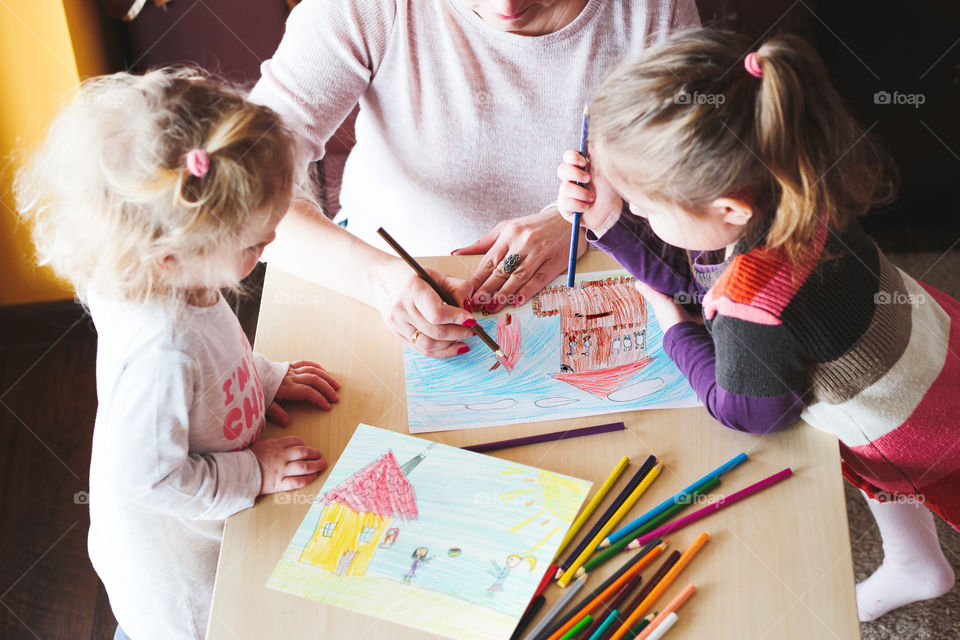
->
xmin=376 ymin=261 xmax=476 ymax=358
xmin=557 ymin=150 xmax=623 ymax=235
xmin=633 ymin=280 xmax=703 ymax=330
xmin=266 ymin=360 xmax=341 ymax=425
xmin=453 ymin=207 xmax=585 ymax=313
xmin=250 ymin=435 xmax=327 ymax=495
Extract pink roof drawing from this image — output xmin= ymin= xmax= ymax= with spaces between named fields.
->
xmin=320 ymin=451 xmax=418 ymax=520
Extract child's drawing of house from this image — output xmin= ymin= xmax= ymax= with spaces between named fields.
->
xmin=298 ymin=446 xmax=430 ymax=577
xmin=532 ymin=277 xmax=652 ymax=398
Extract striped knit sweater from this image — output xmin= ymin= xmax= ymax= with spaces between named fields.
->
xmin=591 ymin=212 xmax=960 ymax=529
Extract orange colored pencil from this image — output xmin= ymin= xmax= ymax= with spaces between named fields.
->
xmin=607 ymin=533 xmax=709 ymax=640
xmin=543 ymin=542 xmax=666 ymax=640
xmin=634 ymin=583 xmax=697 ymax=640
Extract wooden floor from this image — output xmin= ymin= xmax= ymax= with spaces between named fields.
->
xmin=0 ymin=265 xmax=263 ymax=640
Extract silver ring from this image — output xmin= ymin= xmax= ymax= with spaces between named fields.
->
xmin=499 ymin=253 xmax=522 ymax=274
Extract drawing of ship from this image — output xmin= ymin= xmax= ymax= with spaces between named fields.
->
xmin=532 ymin=277 xmax=652 ymax=398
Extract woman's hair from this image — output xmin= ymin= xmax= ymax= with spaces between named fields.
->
xmin=15 ymin=68 xmax=298 ymax=305
xmin=591 ymin=30 xmax=896 ymax=260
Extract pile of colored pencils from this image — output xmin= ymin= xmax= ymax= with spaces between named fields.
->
xmin=508 ymin=451 xmax=795 ymax=640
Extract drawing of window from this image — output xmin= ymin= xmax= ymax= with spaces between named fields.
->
xmin=322 ymin=521 xmax=337 ymax=537
xmin=357 ymin=526 xmax=377 ymax=544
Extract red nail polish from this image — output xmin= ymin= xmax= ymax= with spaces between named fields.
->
xmin=457 ymin=346 xmax=470 ymax=354
xmin=463 ymin=319 xmax=477 ymax=327
xmin=463 ymin=299 xmax=474 ymax=311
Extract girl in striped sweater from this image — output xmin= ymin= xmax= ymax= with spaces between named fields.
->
xmin=557 ymin=30 xmax=958 ymax=621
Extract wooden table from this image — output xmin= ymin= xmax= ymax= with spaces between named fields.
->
xmin=208 ymin=253 xmax=859 ymax=640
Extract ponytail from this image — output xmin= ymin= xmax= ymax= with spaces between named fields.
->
xmin=752 ymin=35 xmax=894 ymax=258
xmin=591 ymin=30 xmax=895 ymax=262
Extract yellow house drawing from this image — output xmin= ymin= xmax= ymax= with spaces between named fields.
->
xmin=299 ymin=448 xmax=425 ymax=576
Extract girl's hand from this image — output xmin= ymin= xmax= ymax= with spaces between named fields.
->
xmin=250 ymin=435 xmax=327 ymax=494
xmin=556 ymin=150 xmax=623 ymax=235
xmin=266 ymin=360 xmax=341 ymax=425
xmin=633 ymin=280 xmax=703 ymax=330
xmin=376 ymin=262 xmax=476 ymax=358
xmin=453 ymin=207 xmax=585 ymax=314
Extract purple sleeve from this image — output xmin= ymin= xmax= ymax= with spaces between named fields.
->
xmin=662 ymin=322 xmax=804 ymax=434
xmin=588 ymin=212 xmax=700 ymax=300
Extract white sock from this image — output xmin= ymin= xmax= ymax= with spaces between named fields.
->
xmin=856 ymin=490 xmax=955 ymax=622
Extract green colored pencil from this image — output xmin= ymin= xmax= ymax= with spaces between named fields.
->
xmin=560 ymin=615 xmax=593 ymax=640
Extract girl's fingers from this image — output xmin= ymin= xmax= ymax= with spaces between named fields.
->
xmin=275 ymin=435 xmax=305 ymax=447
xmin=557 ymin=162 xmax=591 ymax=184
xmin=291 ymin=374 xmax=340 ymax=402
xmin=562 ymin=149 xmax=588 ymax=166
xmin=266 ymin=401 xmax=290 ymax=426
xmin=559 ymin=181 xmax=595 ymax=203
xmin=633 ymin=279 xmax=672 ymax=303
xmin=290 ymin=359 xmax=324 ymax=370
xmin=292 ymin=385 xmax=333 ymax=410
xmin=278 ymin=473 xmax=319 ymax=492
xmin=294 ymin=366 xmax=341 ymax=390
xmin=285 ymin=458 xmax=328 ymax=476
xmin=285 ymin=444 xmax=323 ymax=462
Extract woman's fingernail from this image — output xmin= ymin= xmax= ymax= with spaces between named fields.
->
xmin=463 ymin=299 xmax=473 ymax=311
xmin=457 ymin=346 xmax=470 ymax=354
xmin=463 ymin=319 xmax=477 ymax=327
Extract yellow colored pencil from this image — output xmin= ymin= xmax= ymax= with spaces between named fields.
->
xmin=553 ymin=456 xmax=630 ymax=563
xmin=557 ymin=461 xmax=664 ymax=587
xmin=607 ymin=532 xmax=710 ymax=640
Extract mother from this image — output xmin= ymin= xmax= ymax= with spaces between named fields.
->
xmin=251 ymin=0 xmax=698 ymax=357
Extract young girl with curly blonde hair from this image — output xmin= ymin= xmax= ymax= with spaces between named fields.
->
xmin=16 ymin=69 xmax=341 ymax=639
xmin=558 ymin=30 xmax=958 ymax=622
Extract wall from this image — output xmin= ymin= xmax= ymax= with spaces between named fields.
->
xmin=0 ymin=1 xmax=112 ymax=306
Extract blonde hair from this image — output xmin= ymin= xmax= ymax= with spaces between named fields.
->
xmin=14 ymin=68 xmax=297 ymax=306
xmin=591 ymin=30 xmax=895 ymax=260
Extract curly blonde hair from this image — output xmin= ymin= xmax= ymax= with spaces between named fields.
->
xmin=591 ymin=30 xmax=895 ymax=261
xmin=15 ymin=68 xmax=297 ymax=305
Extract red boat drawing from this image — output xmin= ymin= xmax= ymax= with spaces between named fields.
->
xmin=533 ymin=277 xmax=652 ymax=398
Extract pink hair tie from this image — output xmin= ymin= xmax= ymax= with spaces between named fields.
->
xmin=744 ymin=52 xmax=763 ymax=78
xmin=185 ymin=148 xmax=210 ymax=178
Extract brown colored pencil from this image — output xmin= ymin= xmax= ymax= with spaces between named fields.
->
xmin=377 ymin=227 xmax=504 ymax=357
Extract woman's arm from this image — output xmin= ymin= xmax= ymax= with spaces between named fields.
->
xmin=265 ymin=198 xmax=476 ymax=358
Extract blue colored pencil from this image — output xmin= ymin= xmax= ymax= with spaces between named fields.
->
xmin=600 ymin=452 xmax=748 ymax=549
xmin=566 ymin=103 xmax=590 ymax=288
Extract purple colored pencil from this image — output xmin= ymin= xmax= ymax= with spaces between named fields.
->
xmin=631 ymin=468 xmax=793 ymax=548
xmin=462 ymin=422 xmax=626 ymax=453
